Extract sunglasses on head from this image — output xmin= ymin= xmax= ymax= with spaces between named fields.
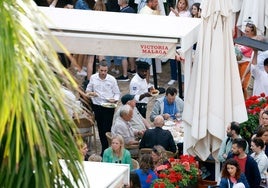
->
xmin=152 ymin=147 xmax=158 ymax=154
xmin=246 ymin=23 xmax=255 ymax=29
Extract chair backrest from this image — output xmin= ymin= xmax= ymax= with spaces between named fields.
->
xmin=197 ymin=179 xmax=218 ymax=188
xmin=105 ymin=132 xmax=112 ymax=146
xmin=138 ymin=148 xmax=153 ymax=162
xmin=131 ymin=158 xmax=140 ymax=169
xmin=165 ymin=151 xmax=176 ymax=158
xmin=74 ymin=117 xmax=93 ymax=129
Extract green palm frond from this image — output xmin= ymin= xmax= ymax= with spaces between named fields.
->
xmin=0 ymin=0 xmax=89 ymax=187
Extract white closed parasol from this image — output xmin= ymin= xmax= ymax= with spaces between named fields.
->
xmin=183 ymin=0 xmax=248 ymax=161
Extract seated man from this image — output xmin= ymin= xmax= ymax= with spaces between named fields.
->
xmin=114 ymin=94 xmax=151 ymax=131
xmin=111 ymin=104 xmax=142 ymax=145
xmin=150 ymin=87 xmax=184 ymax=122
xmin=139 ymin=115 xmax=177 ymax=153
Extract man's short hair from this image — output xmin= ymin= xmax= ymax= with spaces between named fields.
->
xmin=136 ymin=60 xmax=150 ymax=70
xmin=232 ymin=138 xmax=247 ymax=151
xmin=99 ymin=59 xmax=108 ymax=67
xmin=119 ymin=104 xmax=132 ymax=117
xmin=166 ymin=87 xmax=177 ymax=96
xmin=230 ymin=121 xmax=240 ymax=135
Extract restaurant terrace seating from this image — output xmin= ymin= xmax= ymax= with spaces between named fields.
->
xmin=74 ymin=117 xmax=97 ymax=153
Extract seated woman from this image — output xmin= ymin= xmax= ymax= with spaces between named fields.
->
xmin=134 ymin=154 xmax=158 ymax=188
xmin=102 ymin=134 xmax=133 ymax=169
xmin=151 ymin=145 xmax=170 ymax=172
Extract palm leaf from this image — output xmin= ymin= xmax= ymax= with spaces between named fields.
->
xmin=0 ymin=0 xmax=89 ymax=187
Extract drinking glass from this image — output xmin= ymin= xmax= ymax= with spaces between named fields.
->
xmin=175 ymin=113 xmax=182 ymax=121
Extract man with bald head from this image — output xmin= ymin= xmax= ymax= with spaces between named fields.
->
xmin=139 ymin=115 xmax=177 ymax=153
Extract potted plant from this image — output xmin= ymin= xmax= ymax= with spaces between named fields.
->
xmin=152 ymin=155 xmax=199 ymax=188
xmin=240 ymin=93 xmax=268 ymax=141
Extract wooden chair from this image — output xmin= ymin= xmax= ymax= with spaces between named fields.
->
xmin=197 ymin=178 xmax=218 ymax=188
xmin=138 ymin=148 xmax=153 ymax=162
xmin=166 ymin=150 xmax=177 ymax=158
xmin=105 ymin=132 xmax=113 ymax=146
xmin=74 ymin=117 xmax=97 ymax=153
xmin=131 ymin=158 xmax=140 ymax=169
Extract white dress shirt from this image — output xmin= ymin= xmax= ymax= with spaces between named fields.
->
xmin=130 ymin=73 xmax=150 ymax=104
xmin=86 ymin=73 xmax=120 ymax=105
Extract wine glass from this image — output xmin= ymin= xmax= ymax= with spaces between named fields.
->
xmin=175 ymin=113 xmax=182 ymax=121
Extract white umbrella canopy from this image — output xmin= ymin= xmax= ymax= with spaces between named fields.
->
xmin=183 ymin=0 xmax=248 ymax=161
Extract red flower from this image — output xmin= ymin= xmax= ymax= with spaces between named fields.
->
xmin=152 ymin=155 xmax=198 ymax=187
xmin=240 ymin=93 xmax=268 ymax=140
xmin=182 ymin=161 xmax=191 ymax=171
xmin=260 ymin=93 xmax=265 ymax=97
xmin=160 ymin=182 xmax=166 ymax=188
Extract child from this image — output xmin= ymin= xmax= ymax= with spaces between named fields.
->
xmin=219 ymin=158 xmax=249 ymax=188
xmin=191 ymin=2 xmax=200 ymax=18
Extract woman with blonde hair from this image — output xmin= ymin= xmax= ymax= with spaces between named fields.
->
xmin=102 ymin=134 xmax=133 ymax=169
xmin=169 ymin=0 xmax=191 ymax=17
xmin=151 ymin=145 xmax=170 ymax=172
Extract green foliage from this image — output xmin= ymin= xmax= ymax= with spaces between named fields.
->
xmin=240 ymin=93 xmax=268 ymax=140
xmin=240 ymin=114 xmax=259 ymax=140
xmin=0 ymin=0 xmax=89 ymax=187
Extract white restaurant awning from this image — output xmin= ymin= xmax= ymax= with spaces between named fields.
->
xmin=39 ymin=7 xmax=201 ymax=59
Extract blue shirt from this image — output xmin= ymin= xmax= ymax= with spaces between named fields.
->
xmin=121 ymin=6 xmax=135 ymax=13
xmin=135 ymin=169 xmax=158 ymax=188
xmin=163 ymin=97 xmax=178 ymax=120
xmin=75 ymin=0 xmax=90 ymax=10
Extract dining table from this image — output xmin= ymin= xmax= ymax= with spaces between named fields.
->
xmin=162 ymin=120 xmax=184 ymax=144
xmin=59 ymin=160 xmax=130 ymax=188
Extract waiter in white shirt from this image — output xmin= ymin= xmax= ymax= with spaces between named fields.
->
xmin=86 ymin=60 xmax=121 ymax=156
xmin=130 ymin=61 xmax=153 ymax=118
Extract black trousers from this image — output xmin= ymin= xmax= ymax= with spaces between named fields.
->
xmin=136 ymin=103 xmax=147 ymax=118
xmin=92 ymin=104 xmax=115 ymax=156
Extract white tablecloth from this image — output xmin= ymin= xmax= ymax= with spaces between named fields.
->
xmin=60 ymin=160 xmax=130 ymax=188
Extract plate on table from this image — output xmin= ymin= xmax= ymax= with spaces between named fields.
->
xmin=101 ymin=103 xmax=117 ymax=108
xmin=105 ymin=98 xmax=116 ymax=103
xmin=164 ymin=120 xmax=175 ymax=126
xmin=150 ymin=89 xmax=159 ymax=97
